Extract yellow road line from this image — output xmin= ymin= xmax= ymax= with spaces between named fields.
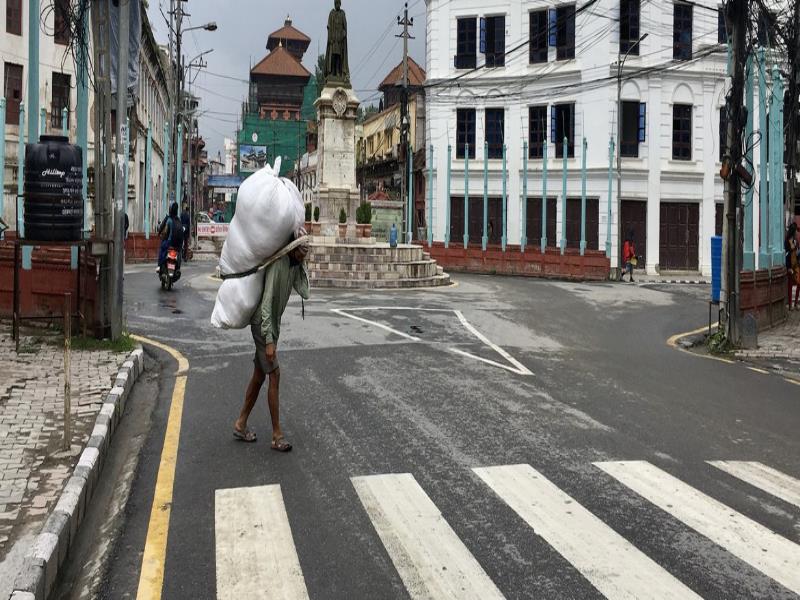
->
xmin=784 ymin=378 xmax=800 ymax=386
xmin=747 ymin=366 xmax=770 ymax=375
xmin=131 ymin=334 xmax=189 ymax=600
xmin=666 ymin=323 xmax=736 ymax=364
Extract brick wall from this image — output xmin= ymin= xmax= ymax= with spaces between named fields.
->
xmin=740 ymin=267 xmax=787 ymax=330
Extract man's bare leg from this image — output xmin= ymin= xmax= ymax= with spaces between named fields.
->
xmin=234 ymin=364 xmax=265 ymax=439
xmin=267 ymin=368 xmax=291 ymax=450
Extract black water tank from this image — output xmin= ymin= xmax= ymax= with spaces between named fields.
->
xmin=24 ymin=135 xmax=83 ymax=241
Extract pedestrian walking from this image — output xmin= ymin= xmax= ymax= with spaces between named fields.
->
xmin=621 ymin=232 xmax=637 ymax=282
xmin=233 ymin=231 xmax=310 ymax=452
xmin=785 ymin=222 xmax=800 ymax=309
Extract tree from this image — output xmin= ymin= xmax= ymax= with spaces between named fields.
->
xmin=315 ymin=54 xmax=325 ymax=98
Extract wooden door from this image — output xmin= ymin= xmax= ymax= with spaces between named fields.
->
xmin=566 ymin=198 xmax=599 ymax=250
xmin=621 ymin=200 xmax=647 ymax=268
xmin=526 ymin=198 xmax=557 ymax=247
xmin=659 ymin=203 xmax=700 ymax=270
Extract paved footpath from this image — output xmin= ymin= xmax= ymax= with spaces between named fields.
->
xmin=0 ymin=326 xmax=127 ymax=597
xmin=736 ymin=310 xmax=800 ymax=361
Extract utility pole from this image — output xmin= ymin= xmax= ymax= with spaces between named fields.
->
xmin=722 ymin=0 xmax=748 ymax=345
xmin=397 ymin=3 xmax=414 ymax=243
xmin=786 ymin=0 xmax=800 ymax=213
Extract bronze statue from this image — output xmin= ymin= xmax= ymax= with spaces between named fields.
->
xmin=324 ymin=0 xmax=350 ymax=87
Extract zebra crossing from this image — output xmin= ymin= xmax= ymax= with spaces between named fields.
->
xmin=212 ymin=460 xmax=800 ymax=599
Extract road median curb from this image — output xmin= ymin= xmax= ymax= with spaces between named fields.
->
xmin=8 ymin=346 xmax=145 ymax=600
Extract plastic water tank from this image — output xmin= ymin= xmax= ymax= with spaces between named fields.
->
xmin=23 ymin=135 xmax=83 ymax=241
xmin=711 ymin=235 xmax=722 ymax=303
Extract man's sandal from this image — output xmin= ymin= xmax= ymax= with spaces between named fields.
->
xmin=233 ymin=428 xmax=257 ymax=442
xmin=271 ymin=437 xmax=292 ymax=452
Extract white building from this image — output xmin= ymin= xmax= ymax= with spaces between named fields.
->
xmin=424 ymin=0 xmax=766 ymax=275
xmin=224 ymin=137 xmax=237 ymax=174
xmin=296 ymin=150 xmax=318 ymax=207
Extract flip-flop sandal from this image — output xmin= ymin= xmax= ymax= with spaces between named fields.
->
xmin=271 ymin=437 xmax=292 ymax=452
xmin=233 ymin=428 xmax=257 ymax=443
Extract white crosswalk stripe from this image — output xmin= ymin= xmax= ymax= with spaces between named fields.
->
xmin=351 ymin=472 xmax=505 ymax=600
xmin=474 ymin=464 xmax=700 ymax=599
xmin=214 ymin=484 xmax=309 ymax=600
xmin=595 ymin=460 xmax=800 ymax=595
xmin=708 ymin=461 xmax=800 ymax=509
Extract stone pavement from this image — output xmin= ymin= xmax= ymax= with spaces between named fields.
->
xmin=0 ymin=325 xmax=127 ymax=596
xmin=735 ymin=309 xmax=800 ymax=360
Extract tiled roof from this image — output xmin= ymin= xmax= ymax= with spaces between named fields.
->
xmin=269 ymin=18 xmax=310 ymax=43
xmin=379 ymin=57 xmax=426 ymax=89
xmin=251 ymin=45 xmax=312 ymax=78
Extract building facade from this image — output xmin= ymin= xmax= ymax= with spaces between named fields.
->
xmin=425 ymin=0 xmax=744 ymax=275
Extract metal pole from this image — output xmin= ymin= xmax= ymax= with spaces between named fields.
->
xmin=580 ymin=137 xmax=587 ymax=256
xmin=606 ymin=137 xmax=614 ymax=258
xmin=743 ymin=53 xmax=755 ymax=271
xmin=27 ymin=0 xmax=40 ymax=143
xmin=0 ymin=98 xmax=5 ymax=239
xmin=63 ymin=293 xmax=71 ymax=451
xmin=560 ymin=136 xmax=567 ymax=254
xmin=521 ymin=140 xmax=528 ymax=252
xmin=615 ymin=57 xmax=623 ymax=271
xmin=482 ymin=141 xmax=488 ymax=250
xmin=427 ymin=144 xmax=433 ymax=247
xmin=145 ymin=123 xmax=152 ymax=239
xmin=445 ymin=144 xmax=451 ymax=248
xmin=463 ymin=143 xmax=469 ymax=249
xmin=77 ymin=1 xmax=89 ymax=236
xmin=123 ymin=117 xmax=130 ymax=225
xmin=111 ymin=0 xmax=130 ymax=340
xmin=176 ymin=121 xmax=183 ymax=210
xmin=758 ymin=48 xmax=769 ymax=267
xmin=163 ymin=121 xmax=169 ymax=217
xmin=17 ymin=104 xmax=25 ymax=235
xmin=501 ymin=143 xmax=507 ymax=251
xmin=542 ymin=139 xmax=548 ymax=252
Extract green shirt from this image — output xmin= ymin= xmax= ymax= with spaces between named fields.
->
xmin=256 ymin=255 xmax=310 ymax=344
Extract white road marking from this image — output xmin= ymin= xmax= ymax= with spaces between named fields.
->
xmin=352 ymin=473 xmax=505 ymax=600
xmin=333 ymin=307 xmax=532 ymax=376
xmin=708 ymin=461 xmax=800 ymax=509
xmin=215 ymin=485 xmax=309 ymax=600
xmin=595 ymin=461 xmax=800 ymax=594
xmin=473 ymin=464 xmax=699 ymax=599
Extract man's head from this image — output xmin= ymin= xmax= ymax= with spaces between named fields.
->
xmin=182 ymin=203 xmax=188 ymax=212
xmin=169 ymin=202 xmax=179 ymax=218
xmin=334 ymin=0 xmax=341 ymax=9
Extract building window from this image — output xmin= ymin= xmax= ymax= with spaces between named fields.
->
xmin=757 ymin=7 xmax=776 ymax=47
xmin=456 ymin=108 xmax=476 ymax=159
xmin=552 ymin=103 xmax=575 ymax=158
xmin=529 ymin=10 xmax=548 ymax=64
xmin=673 ymin=3 xmax=693 ymax=60
xmin=485 ymin=108 xmax=504 ymax=159
xmin=718 ymin=8 xmax=728 ymax=44
xmin=6 ymin=0 xmax=22 ymax=35
xmin=51 ymin=72 xmax=71 ymax=129
xmin=620 ymin=101 xmax=646 ymax=158
xmin=719 ymin=106 xmax=728 ymax=162
xmin=456 ymin=17 xmax=477 ymax=69
xmin=54 ymin=0 xmax=70 ymax=45
xmin=484 ymin=15 xmax=505 ymax=67
xmin=4 ymin=63 xmax=23 ymax=125
xmin=619 ymin=0 xmax=640 ymax=55
xmin=672 ymin=104 xmax=692 ymax=161
xmin=529 ymin=105 xmax=547 ymax=159
xmin=556 ymin=4 xmax=576 ymax=61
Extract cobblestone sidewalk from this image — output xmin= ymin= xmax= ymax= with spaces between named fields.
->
xmin=735 ymin=309 xmax=800 ymax=360
xmin=0 ymin=325 xmax=127 ymax=594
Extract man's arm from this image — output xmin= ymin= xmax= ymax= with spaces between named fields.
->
xmin=260 ymin=263 xmax=278 ymax=343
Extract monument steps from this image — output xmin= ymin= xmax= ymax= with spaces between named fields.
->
xmin=310 ymin=274 xmax=452 ymax=289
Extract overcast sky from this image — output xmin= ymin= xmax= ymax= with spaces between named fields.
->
xmin=146 ymin=0 xmax=427 ymax=161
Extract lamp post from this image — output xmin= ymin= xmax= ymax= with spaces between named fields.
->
xmin=615 ymin=32 xmax=647 ymax=276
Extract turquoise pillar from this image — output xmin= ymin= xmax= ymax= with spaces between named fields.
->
xmin=76 ymin=2 xmax=89 ymax=235
xmin=758 ymin=49 xmax=769 ymax=267
xmin=144 ymin=124 xmax=152 ymax=240
xmin=123 ymin=117 xmax=130 ymax=225
xmin=40 ymin=108 xmax=46 ymax=137
xmin=541 ymin=140 xmax=548 ymax=252
xmin=427 ymin=144 xmax=433 ymax=247
xmin=162 ymin=122 xmax=169 ymax=218
xmin=175 ymin=122 xmax=183 ymax=210
xmin=463 ymin=143 xmax=469 ymax=249
xmin=580 ymin=137 xmax=587 ymax=256
xmin=482 ymin=141 xmax=488 ymax=250
xmin=743 ymin=53 xmax=755 ymax=270
xmin=560 ymin=137 xmax=568 ymax=254
xmin=521 ymin=141 xmax=528 ymax=252
xmin=770 ymin=65 xmax=784 ymax=267
xmin=407 ymin=142 xmax=413 ymax=243
xmin=18 ymin=104 xmax=31 ymax=269
xmin=27 ymin=0 xmax=39 ymax=143
xmin=61 ymin=108 xmax=67 ymax=135
xmin=501 ymin=144 xmax=507 ymax=251
xmin=0 ymin=98 xmax=5 ymax=240
xmin=606 ymin=137 xmax=614 ymax=257
xmin=445 ymin=144 xmax=451 ymax=248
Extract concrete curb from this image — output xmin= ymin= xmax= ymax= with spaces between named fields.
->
xmin=8 ymin=346 xmax=145 ymax=600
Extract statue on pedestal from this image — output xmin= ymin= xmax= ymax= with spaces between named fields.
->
xmin=324 ymin=0 xmax=350 ymax=88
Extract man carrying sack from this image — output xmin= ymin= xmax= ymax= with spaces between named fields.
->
xmin=233 ymin=230 xmax=310 ymax=451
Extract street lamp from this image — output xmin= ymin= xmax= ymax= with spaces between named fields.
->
xmin=615 ymin=32 xmax=648 ymax=277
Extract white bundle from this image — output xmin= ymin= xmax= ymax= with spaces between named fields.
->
xmin=210 ymin=162 xmax=305 ymax=329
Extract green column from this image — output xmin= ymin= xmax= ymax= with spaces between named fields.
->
xmin=61 ymin=108 xmax=67 ymax=135
xmin=407 ymin=142 xmax=414 ymax=243
xmin=580 ymin=137 xmax=587 ymax=256
xmin=27 ymin=0 xmax=39 ymax=143
xmin=758 ymin=49 xmax=769 ymax=267
xmin=463 ymin=143 xmax=469 ymax=249
xmin=560 ymin=137 xmax=568 ymax=255
xmin=427 ymin=144 xmax=433 ymax=247
xmin=521 ymin=141 xmax=528 ymax=252
xmin=541 ymin=140 xmax=548 ymax=252
xmin=482 ymin=141 xmax=488 ymax=250
xmin=162 ymin=122 xmax=169 ymax=217
xmin=501 ymin=143 xmax=507 ymax=251
xmin=0 ymin=98 xmax=5 ymax=240
xmin=606 ymin=137 xmax=614 ymax=258
xmin=743 ymin=53 xmax=755 ymax=270
xmin=144 ymin=124 xmax=152 ymax=240
xmin=40 ymin=108 xmax=46 ymax=137
xmin=769 ymin=65 xmax=784 ymax=267
xmin=445 ymin=144 xmax=451 ymax=248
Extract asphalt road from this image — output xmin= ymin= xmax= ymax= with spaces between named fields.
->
xmin=90 ymin=262 xmax=799 ymax=599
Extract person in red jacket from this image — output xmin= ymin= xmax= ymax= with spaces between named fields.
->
xmin=621 ymin=232 xmax=636 ymax=282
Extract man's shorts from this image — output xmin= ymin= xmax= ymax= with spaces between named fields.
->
xmin=251 ymin=322 xmax=279 ymax=374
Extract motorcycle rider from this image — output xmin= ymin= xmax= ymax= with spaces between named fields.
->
xmin=157 ymin=202 xmax=184 ymax=275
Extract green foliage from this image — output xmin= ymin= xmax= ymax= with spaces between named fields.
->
xmin=315 ymin=54 xmax=326 ymax=97
xmin=313 ymin=206 xmax=320 ymax=222
xmin=339 ymin=208 xmax=347 ymax=224
xmin=356 ymin=202 xmax=372 ymax=225
xmin=305 ymin=203 xmax=312 ymax=222
xmin=707 ymin=330 xmax=732 ymax=355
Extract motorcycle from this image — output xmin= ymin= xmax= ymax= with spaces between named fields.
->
xmin=159 ymin=247 xmax=181 ymax=290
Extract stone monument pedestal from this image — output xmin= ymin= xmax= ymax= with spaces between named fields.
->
xmin=315 ymin=85 xmax=360 ymax=236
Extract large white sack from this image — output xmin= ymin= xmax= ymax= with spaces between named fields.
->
xmin=210 ymin=164 xmax=304 ymax=329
